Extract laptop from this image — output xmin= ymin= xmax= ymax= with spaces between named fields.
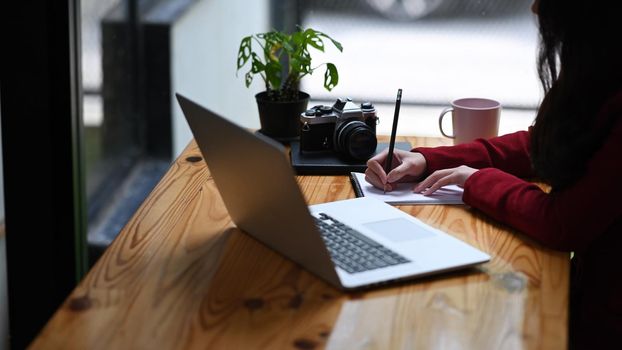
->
xmin=176 ymin=93 xmax=490 ymax=290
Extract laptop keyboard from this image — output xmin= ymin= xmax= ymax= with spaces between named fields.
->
xmin=314 ymin=213 xmax=410 ymax=274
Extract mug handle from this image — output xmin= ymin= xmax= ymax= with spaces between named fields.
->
xmin=438 ymin=107 xmax=455 ymax=139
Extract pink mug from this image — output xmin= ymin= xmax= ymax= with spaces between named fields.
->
xmin=438 ymin=98 xmax=501 ymax=144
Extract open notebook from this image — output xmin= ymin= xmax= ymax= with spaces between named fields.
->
xmin=350 ymin=172 xmax=464 ymax=205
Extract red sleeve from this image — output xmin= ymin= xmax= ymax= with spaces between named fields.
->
xmin=463 ymin=116 xmax=622 ymax=252
xmin=414 ymin=130 xmax=534 ymax=178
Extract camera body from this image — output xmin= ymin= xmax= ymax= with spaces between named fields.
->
xmin=299 ymin=98 xmax=379 ymax=160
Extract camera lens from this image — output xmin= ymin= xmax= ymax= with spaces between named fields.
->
xmin=336 ymin=121 xmax=377 ymax=160
xmin=304 ymin=109 xmax=316 ymax=116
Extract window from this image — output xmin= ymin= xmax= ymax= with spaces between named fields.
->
xmin=81 ymin=0 xmax=269 ymax=264
xmin=300 ymin=0 xmax=539 ymax=136
xmin=81 ymin=0 xmax=171 ymax=264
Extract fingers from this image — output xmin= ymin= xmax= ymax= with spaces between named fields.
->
xmin=365 ymin=174 xmax=392 ymax=192
xmin=386 ymin=161 xmax=410 ymax=183
xmin=366 ymin=149 xmax=405 ymax=191
xmin=366 ymin=157 xmax=388 ymax=185
xmin=414 ymin=166 xmax=477 ymax=195
xmin=368 ymin=148 xmax=389 ymax=165
xmin=414 ymin=168 xmax=460 ymax=195
xmin=421 ymin=174 xmax=454 ymax=195
xmin=365 ymin=154 xmax=391 ymax=191
xmin=366 ymin=149 xmax=423 ymax=192
xmin=365 ymin=170 xmax=384 ymax=190
xmin=366 ymin=149 xmax=404 ymax=182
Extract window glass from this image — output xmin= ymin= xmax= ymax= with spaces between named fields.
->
xmin=81 ymin=0 xmax=270 ymax=264
xmin=300 ymin=0 xmax=539 ymax=136
xmin=81 ymin=0 xmax=170 ymax=264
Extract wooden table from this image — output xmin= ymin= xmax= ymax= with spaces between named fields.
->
xmin=31 ymin=136 xmax=569 ymax=350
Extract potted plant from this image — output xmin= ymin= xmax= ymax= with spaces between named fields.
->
xmin=236 ymin=27 xmax=343 ymax=141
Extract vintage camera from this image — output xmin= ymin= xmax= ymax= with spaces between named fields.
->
xmin=299 ymin=98 xmax=379 ymax=160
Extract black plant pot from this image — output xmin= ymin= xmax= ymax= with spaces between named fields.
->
xmin=255 ymin=91 xmax=310 ymax=143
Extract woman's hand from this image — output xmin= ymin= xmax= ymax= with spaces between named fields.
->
xmin=365 ymin=150 xmax=427 ymax=191
xmin=413 ymin=165 xmax=478 ymax=195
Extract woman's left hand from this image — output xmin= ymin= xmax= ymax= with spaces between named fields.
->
xmin=413 ymin=166 xmax=478 ymax=195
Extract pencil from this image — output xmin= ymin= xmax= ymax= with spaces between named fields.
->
xmin=384 ymin=88 xmax=402 ymax=194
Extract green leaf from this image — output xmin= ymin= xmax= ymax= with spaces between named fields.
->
xmin=291 ymin=30 xmax=305 ymax=47
xmin=323 ymin=63 xmax=339 ymax=91
xmin=250 ymin=53 xmax=265 ymax=74
xmin=299 ymin=51 xmax=312 ymax=73
xmin=282 ymin=40 xmax=294 ymax=53
xmin=317 ymin=31 xmax=343 ymax=52
xmin=238 ymin=28 xmax=342 ymax=93
xmin=276 ymin=31 xmax=289 ymax=43
xmin=245 ymin=71 xmax=253 ymax=87
xmin=262 ymin=38 xmax=283 ymax=64
xmin=263 ymin=31 xmax=287 ymax=48
xmin=304 ymin=29 xmax=325 ymax=52
xmin=237 ymin=36 xmax=252 ymax=70
xmin=265 ymin=61 xmax=282 ymax=89
xmin=289 ymin=57 xmax=301 ymax=73
xmin=291 ymin=48 xmax=311 ymax=76
xmin=289 ymin=57 xmax=311 ymax=75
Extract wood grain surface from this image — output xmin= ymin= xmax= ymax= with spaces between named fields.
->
xmin=30 ymin=136 xmax=569 ymax=350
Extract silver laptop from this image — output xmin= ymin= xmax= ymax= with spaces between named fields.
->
xmin=176 ymin=93 xmax=490 ymax=290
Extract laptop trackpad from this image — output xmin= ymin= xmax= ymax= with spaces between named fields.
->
xmin=364 ymin=218 xmax=435 ymax=242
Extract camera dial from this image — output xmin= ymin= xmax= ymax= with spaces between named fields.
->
xmin=319 ymin=106 xmax=333 ymax=115
xmin=361 ymin=102 xmax=374 ymax=111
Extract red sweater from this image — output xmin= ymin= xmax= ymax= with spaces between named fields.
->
xmin=414 ymin=93 xmax=622 ymax=347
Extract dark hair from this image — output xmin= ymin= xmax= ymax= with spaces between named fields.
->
xmin=531 ymin=0 xmax=622 ymax=189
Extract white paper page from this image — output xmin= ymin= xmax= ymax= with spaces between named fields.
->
xmin=351 ymin=172 xmax=464 ymax=205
